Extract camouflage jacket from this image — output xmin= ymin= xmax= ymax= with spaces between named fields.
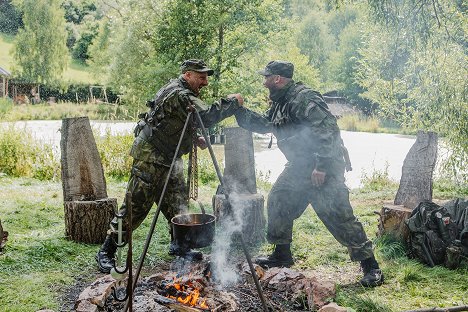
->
xmin=235 ymin=81 xmax=345 ymax=175
xmin=130 ymin=76 xmax=241 ymax=166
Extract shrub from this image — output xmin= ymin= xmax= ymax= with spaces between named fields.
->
xmin=0 ymin=127 xmax=59 ymax=180
xmin=95 ymin=130 xmax=134 ymax=180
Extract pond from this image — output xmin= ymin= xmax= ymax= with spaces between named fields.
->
xmin=1 ymin=120 xmax=422 ymax=189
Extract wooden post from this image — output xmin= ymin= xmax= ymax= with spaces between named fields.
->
xmin=378 ymin=131 xmax=438 ymax=240
xmin=394 ymin=131 xmax=438 ymax=209
xmin=61 ymin=117 xmax=116 ymax=243
xmin=212 ymin=127 xmax=265 ymax=245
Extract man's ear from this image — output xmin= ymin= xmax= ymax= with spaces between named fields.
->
xmin=274 ymin=75 xmax=282 ymax=84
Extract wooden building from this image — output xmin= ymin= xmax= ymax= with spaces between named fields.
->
xmin=0 ymin=66 xmax=10 ymax=98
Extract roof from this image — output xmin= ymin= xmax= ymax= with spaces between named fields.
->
xmin=0 ymin=66 xmax=11 ymax=76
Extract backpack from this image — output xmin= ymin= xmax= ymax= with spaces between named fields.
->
xmin=405 ymin=201 xmax=461 ymax=268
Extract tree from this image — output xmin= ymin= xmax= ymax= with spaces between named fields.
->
xmin=95 ymin=0 xmax=285 ymax=104
xmin=0 ymin=0 xmax=23 ymax=34
xmin=357 ymin=1 xmax=467 ymax=181
xmin=13 ymin=0 xmax=68 ymax=83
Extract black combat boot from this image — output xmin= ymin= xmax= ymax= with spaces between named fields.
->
xmin=95 ymin=233 xmax=118 ymax=273
xmin=255 ymin=244 xmax=294 ymax=268
xmin=359 ymin=256 xmax=384 ymax=287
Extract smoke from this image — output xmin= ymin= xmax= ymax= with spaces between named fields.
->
xmin=210 ymin=191 xmax=246 ymax=286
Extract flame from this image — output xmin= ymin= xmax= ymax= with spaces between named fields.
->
xmin=165 ymin=278 xmax=209 ymax=310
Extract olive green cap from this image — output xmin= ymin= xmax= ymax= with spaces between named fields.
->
xmin=180 ymin=59 xmax=214 ymax=76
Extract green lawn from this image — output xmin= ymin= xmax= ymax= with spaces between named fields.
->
xmin=0 ymin=174 xmax=466 ymax=312
xmin=0 ymin=33 xmax=97 ymax=84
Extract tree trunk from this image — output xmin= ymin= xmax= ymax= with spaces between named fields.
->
xmin=394 ymin=131 xmax=438 ymax=209
xmin=61 ymin=116 xmax=108 ymax=201
xmin=61 ymin=117 xmax=116 ymax=243
xmin=213 ymin=193 xmax=265 ymax=245
xmin=64 ymin=198 xmax=116 ymax=243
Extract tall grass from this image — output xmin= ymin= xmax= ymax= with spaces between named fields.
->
xmin=338 ymin=113 xmax=380 ymax=133
xmin=0 ymin=126 xmax=59 ymax=180
xmin=1 ymin=101 xmax=140 ymax=121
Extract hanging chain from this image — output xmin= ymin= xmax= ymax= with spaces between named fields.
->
xmin=188 ymin=113 xmax=198 ymax=200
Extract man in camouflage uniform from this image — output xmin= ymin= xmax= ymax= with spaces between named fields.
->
xmin=96 ymin=59 xmax=244 ymax=273
xmin=234 ymin=60 xmax=383 ymax=287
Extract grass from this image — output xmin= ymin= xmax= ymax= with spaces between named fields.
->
xmin=0 ymin=170 xmax=466 ymax=311
xmin=0 ymin=99 xmax=142 ymax=121
xmin=338 ymin=113 xmax=416 ymax=135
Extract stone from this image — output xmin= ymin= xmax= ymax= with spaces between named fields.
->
xmin=76 ymin=275 xmax=116 ymax=308
xmin=74 ymin=300 xmax=98 ymax=312
xmin=318 ymin=302 xmax=348 ymax=312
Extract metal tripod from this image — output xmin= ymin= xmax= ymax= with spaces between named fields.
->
xmin=123 ymin=108 xmax=271 ymax=312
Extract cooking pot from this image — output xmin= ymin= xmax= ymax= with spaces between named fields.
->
xmin=171 ymin=213 xmax=216 ymax=249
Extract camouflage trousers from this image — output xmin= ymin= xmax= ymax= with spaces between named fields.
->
xmin=109 ymin=158 xmax=188 ymax=236
xmin=267 ymin=162 xmax=374 ymax=261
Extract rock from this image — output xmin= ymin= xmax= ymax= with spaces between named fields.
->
xmin=304 ymin=276 xmax=336 ymax=310
xmin=75 ymin=300 xmax=98 ymax=312
xmin=318 ymin=302 xmax=348 ymax=312
xmin=75 ymin=275 xmax=117 ymax=308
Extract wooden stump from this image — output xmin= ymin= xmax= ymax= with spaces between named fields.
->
xmin=377 ymin=203 xmax=413 ymax=241
xmin=61 ymin=117 xmax=116 ymax=243
xmin=64 ymin=198 xmax=116 ymax=243
xmin=394 ymin=131 xmax=438 ymax=209
xmin=61 ymin=117 xmax=108 ymax=201
xmin=378 ymin=131 xmax=438 ymax=240
xmin=213 ymin=193 xmax=265 ymax=245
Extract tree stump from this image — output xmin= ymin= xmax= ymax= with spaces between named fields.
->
xmin=378 ymin=131 xmax=438 ymax=240
xmin=64 ymin=198 xmax=116 ymax=243
xmin=213 ymin=193 xmax=265 ymax=245
xmin=61 ymin=117 xmax=116 ymax=243
xmin=377 ymin=203 xmax=413 ymax=241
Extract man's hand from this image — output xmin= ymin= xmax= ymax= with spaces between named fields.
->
xmin=311 ymin=169 xmax=326 ymax=187
xmin=197 ymin=136 xmax=207 ymax=150
xmin=227 ymin=93 xmax=244 ymax=106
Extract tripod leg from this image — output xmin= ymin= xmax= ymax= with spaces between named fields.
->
xmin=124 ymin=112 xmax=193 ymax=311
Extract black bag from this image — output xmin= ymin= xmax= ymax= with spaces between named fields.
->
xmin=405 ymin=201 xmax=460 ymax=267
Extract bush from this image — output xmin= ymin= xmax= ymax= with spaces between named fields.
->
xmin=338 ymin=113 xmax=380 ymax=132
xmin=0 ymin=127 xmax=59 ymax=180
xmin=0 ymin=98 xmax=14 ymax=118
xmin=95 ymin=130 xmax=133 ymax=180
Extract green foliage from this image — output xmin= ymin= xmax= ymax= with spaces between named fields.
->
xmin=296 ymin=11 xmax=334 ymax=68
xmin=0 ymin=127 xmax=59 ymax=180
xmin=94 ymin=0 xmax=285 ymax=103
xmin=95 ymin=130 xmax=133 ymax=180
xmin=12 ymin=0 xmax=69 ymax=83
xmin=337 ymin=293 xmax=393 ymax=312
xmin=357 ymin=1 xmax=467 ymax=181
xmin=337 ymin=113 xmax=380 ymax=133
xmin=62 ymin=0 xmax=100 ymax=62
xmin=0 ymin=97 xmax=14 ymax=117
xmin=0 ymin=0 xmax=23 ymax=34
xmin=360 ymin=162 xmax=397 ymax=191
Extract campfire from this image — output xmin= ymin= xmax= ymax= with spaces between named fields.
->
xmin=76 ymin=256 xmax=338 ymax=312
xmin=157 ymin=273 xmax=210 ymax=310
